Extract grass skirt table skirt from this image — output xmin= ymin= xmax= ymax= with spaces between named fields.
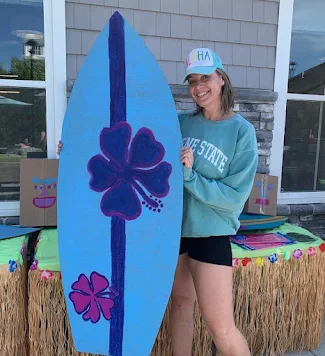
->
xmin=28 ymin=226 xmax=325 ymax=356
xmin=28 ymin=250 xmax=325 ymax=356
xmin=0 ymin=236 xmax=28 ymax=356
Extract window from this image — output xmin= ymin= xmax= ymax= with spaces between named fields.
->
xmin=0 ymin=0 xmax=67 ymax=216
xmin=0 ymin=87 xmax=46 ymax=202
xmin=272 ymin=0 xmax=325 ymax=204
xmin=0 ymin=0 xmax=45 ymax=81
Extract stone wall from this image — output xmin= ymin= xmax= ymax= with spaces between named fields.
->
xmin=277 ymin=204 xmax=325 ymax=240
xmin=0 ymin=216 xmax=19 ymax=225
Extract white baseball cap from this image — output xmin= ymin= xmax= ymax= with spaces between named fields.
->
xmin=183 ymin=48 xmax=225 ymax=82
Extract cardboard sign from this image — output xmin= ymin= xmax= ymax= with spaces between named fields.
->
xmin=19 ymin=158 xmax=58 ymax=227
xmin=243 ymin=173 xmax=278 ymax=216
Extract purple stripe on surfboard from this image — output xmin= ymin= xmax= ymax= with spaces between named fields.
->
xmin=108 ymin=12 xmax=126 ymax=356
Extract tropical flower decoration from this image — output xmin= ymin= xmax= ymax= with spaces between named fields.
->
xmin=268 ymin=253 xmax=278 ymax=264
xmin=40 ymin=270 xmax=53 ymax=280
xmin=308 ymin=247 xmax=316 ymax=257
xmin=283 ymin=251 xmax=291 ymax=261
xmin=9 ymin=260 xmax=18 ymax=273
xmin=319 ymin=243 xmax=325 ymax=252
xmin=256 ymin=257 xmax=264 ymax=266
xmin=30 ymin=259 xmax=39 ymax=271
xmin=20 ymin=242 xmax=26 ymax=257
xmin=293 ymin=249 xmax=303 ymax=259
xmin=69 ymin=272 xmax=117 ymax=323
xmin=242 ymin=257 xmax=251 ymax=267
xmin=87 ymin=122 xmax=172 ymax=221
xmin=232 ymin=258 xmax=239 ymax=267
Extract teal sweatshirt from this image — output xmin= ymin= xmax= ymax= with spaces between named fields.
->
xmin=179 ymin=111 xmax=258 ymax=237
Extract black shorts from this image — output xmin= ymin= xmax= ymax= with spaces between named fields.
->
xmin=179 ymin=236 xmax=232 ymax=266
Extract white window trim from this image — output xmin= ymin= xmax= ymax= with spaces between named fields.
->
xmin=0 ymin=80 xmax=46 ymax=88
xmin=270 ymin=0 xmax=325 ymax=205
xmin=0 ymin=0 xmax=67 ymax=217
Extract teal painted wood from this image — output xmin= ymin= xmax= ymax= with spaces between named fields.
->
xmin=0 ymin=226 xmax=40 ymax=240
xmin=58 ymin=12 xmax=183 ymax=355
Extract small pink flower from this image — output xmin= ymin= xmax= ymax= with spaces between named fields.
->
xmin=293 ymin=249 xmax=303 ymax=259
xmin=308 ymin=247 xmax=316 ymax=257
xmin=69 ymin=272 xmax=117 ymax=324
xmin=232 ymin=258 xmax=239 ymax=267
xmin=30 ymin=259 xmax=38 ymax=271
xmin=40 ymin=270 xmax=53 ymax=280
xmin=20 ymin=242 xmax=26 ymax=257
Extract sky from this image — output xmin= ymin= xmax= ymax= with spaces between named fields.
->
xmin=0 ymin=0 xmax=44 ymax=71
xmin=290 ymin=0 xmax=325 ymax=76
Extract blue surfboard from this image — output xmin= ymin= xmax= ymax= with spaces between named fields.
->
xmin=58 ymin=12 xmax=183 ymax=356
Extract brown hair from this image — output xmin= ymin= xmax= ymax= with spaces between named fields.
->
xmin=193 ymin=69 xmax=235 ymax=117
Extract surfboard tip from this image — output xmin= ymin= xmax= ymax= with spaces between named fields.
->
xmin=111 ymin=10 xmax=123 ymax=21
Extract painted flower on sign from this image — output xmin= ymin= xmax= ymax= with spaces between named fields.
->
xmin=69 ymin=272 xmax=117 ymax=324
xmin=88 ymin=122 xmax=172 ymax=220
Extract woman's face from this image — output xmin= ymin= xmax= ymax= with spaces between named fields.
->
xmin=188 ymin=72 xmax=224 ymax=109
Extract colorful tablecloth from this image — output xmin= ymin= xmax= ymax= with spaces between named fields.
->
xmin=232 ymin=222 xmax=323 ymax=260
xmin=0 ymin=234 xmax=28 ymax=268
xmin=34 ymin=223 xmax=324 ymax=272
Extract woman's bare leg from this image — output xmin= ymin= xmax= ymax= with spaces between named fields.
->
xmin=170 ymin=254 xmax=197 ymax=356
xmin=189 ymin=259 xmax=250 ymax=356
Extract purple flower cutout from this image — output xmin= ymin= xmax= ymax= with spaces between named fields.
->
xmin=69 ymin=272 xmax=117 ymax=324
xmin=30 ymin=259 xmax=38 ymax=271
xmin=88 ymin=122 xmax=172 ymax=220
xmin=20 ymin=242 xmax=26 ymax=257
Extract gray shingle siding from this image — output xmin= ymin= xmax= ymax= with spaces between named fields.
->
xmin=65 ymin=0 xmax=279 ymax=89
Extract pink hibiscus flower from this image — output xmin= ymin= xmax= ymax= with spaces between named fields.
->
xmin=232 ymin=258 xmax=239 ymax=268
xmin=69 ymin=272 xmax=116 ymax=324
xmin=308 ymin=247 xmax=316 ymax=257
xmin=40 ymin=270 xmax=53 ymax=280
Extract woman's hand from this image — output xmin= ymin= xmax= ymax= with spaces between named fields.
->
xmin=57 ymin=140 xmax=63 ymax=155
xmin=181 ymin=147 xmax=194 ymax=168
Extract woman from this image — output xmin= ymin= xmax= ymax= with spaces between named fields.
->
xmin=174 ymin=48 xmax=257 ymax=356
xmin=58 ymin=47 xmax=257 ymax=356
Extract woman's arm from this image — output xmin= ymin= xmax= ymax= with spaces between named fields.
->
xmin=183 ymin=147 xmax=258 ymax=212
